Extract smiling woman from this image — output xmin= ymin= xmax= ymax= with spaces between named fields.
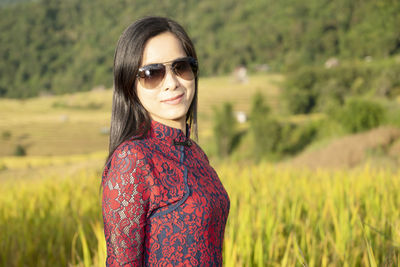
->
xmin=101 ymin=17 xmax=230 ymax=266
xmin=136 ymin=32 xmax=197 ymax=131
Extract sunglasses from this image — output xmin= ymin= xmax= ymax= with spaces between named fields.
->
xmin=136 ymin=57 xmax=198 ymax=89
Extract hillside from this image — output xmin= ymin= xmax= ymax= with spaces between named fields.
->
xmin=287 ymin=126 xmax=400 ymax=169
xmin=0 ymin=0 xmax=399 ymax=98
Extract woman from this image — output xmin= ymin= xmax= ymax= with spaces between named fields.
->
xmin=102 ymin=16 xmax=230 ymax=266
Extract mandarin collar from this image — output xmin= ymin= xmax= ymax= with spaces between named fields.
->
xmin=149 ymin=120 xmax=191 ymax=146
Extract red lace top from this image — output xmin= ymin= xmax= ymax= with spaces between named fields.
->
xmin=102 ymin=120 xmax=230 ymax=266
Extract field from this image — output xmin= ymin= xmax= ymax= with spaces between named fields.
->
xmin=0 ymin=74 xmax=282 ymax=158
xmin=1 ymin=74 xmax=400 ymax=266
xmin=1 ymin=159 xmax=400 ymax=266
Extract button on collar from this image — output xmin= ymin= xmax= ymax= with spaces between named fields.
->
xmin=173 ymin=139 xmax=192 ymax=147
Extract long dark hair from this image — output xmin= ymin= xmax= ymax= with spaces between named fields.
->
xmin=106 ymin=16 xmax=198 ymax=164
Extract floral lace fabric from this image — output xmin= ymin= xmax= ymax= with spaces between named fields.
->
xmin=102 ymin=120 xmax=230 ymax=266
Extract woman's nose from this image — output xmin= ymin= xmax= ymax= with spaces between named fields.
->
xmin=162 ymin=67 xmax=180 ymax=91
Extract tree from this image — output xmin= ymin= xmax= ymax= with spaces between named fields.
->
xmin=213 ymin=102 xmax=237 ymax=158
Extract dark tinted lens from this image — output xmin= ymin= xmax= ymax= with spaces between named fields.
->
xmin=138 ymin=64 xmax=165 ymax=89
xmin=172 ymin=59 xmax=197 ymax=80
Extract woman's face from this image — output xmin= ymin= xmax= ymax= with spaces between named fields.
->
xmin=136 ymin=32 xmax=195 ymax=130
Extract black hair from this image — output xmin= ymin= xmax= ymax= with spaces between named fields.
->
xmin=106 ymin=16 xmax=198 ymax=164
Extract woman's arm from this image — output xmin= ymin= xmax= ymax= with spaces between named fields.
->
xmin=102 ymin=143 xmax=150 ymax=266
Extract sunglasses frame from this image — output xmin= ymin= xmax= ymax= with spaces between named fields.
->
xmin=136 ymin=57 xmax=198 ymax=89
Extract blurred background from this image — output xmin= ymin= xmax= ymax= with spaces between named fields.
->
xmin=1 ymin=0 xmax=400 ymax=266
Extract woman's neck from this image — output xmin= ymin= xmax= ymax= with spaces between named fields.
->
xmin=150 ymin=117 xmax=186 ymax=135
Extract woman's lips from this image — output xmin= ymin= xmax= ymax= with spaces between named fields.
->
xmin=161 ymin=93 xmax=184 ymax=105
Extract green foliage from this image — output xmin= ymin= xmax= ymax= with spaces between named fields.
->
xmin=283 ymin=85 xmax=317 ymax=114
xmin=278 ymin=122 xmax=318 ymax=155
xmin=283 ymin=70 xmax=316 ymax=114
xmin=333 ymin=98 xmax=386 ymax=133
xmin=250 ymin=92 xmax=279 ymax=158
xmin=0 ymin=0 xmax=31 ymax=7
xmin=250 ymin=91 xmax=270 ymax=118
xmin=213 ymin=102 xmax=237 ymax=157
xmin=1 ymin=0 xmax=400 ymax=98
xmin=253 ymin=117 xmax=282 ymax=159
xmin=385 ymin=103 xmax=400 ymax=128
xmin=14 ymin=144 xmax=26 ymax=156
xmin=249 ymin=92 xmax=316 ymax=160
xmin=284 ymin=61 xmax=400 ymax=114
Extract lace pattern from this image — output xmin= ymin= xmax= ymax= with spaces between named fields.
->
xmin=102 ymin=145 xmax=150 ymax=266
xmin=102 ymin=120 xmax=230 ymax=266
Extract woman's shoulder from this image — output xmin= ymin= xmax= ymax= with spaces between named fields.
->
xmin=102 ymin=138 xmax=152 ymax=183
xmin=114 ymin=137 xmax=154 ymax=161
xmin=105 ymin=138 xmax=151 ymax=172
xmin=114 ymin=138 xmax=149 ymax=156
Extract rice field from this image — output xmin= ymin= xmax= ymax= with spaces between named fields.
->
xmin=1 ymin=158 xmax=399 ymax=266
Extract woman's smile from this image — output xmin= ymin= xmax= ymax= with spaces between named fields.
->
xmin=161 ymin=93 xmax=184 ymax=105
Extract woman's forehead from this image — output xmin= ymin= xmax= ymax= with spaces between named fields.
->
xmin=141 ymin=32 xmax=186 ymax=65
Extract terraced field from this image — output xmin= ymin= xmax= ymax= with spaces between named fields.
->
xmin=0 ymin=74 xmax=282 ymax=157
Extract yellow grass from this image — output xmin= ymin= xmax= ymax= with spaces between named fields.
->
xmin=1 ymin=158 xmax=399 ymax=266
